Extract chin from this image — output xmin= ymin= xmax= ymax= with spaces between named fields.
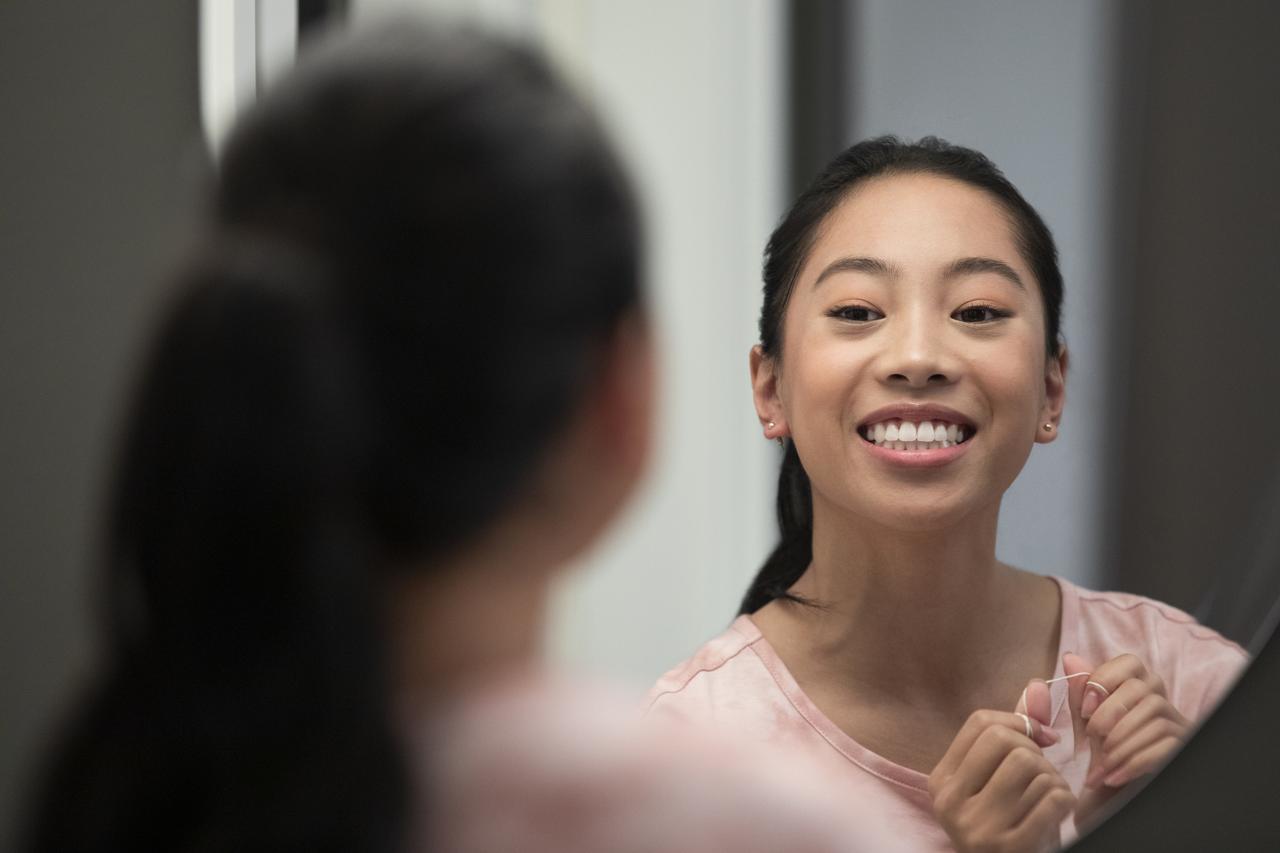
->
xmin=875 ymin=510 xmax=968 ymax=534
xmin=851 ymin=493 xmax=985 ymax=534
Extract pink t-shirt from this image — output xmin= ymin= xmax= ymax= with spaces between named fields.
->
xmin=406 ymin=674 xmax=900 ymax=851
xmin=645 ymin=576 xmax=1249 ymax=851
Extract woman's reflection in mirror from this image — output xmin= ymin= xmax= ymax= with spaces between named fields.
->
xmin=648 ymin=137 xmax=1248 ymax=852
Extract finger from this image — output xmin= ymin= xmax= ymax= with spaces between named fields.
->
xmin=933 ymin=710 xmax=1055 ymax=784
xmin=1099 ymin=735 xmax=1182 ymax=788
xmin=1083 ymin=677 xmax=1150 ymax=738
xmin=1099 ymin=692 xmax=1183 ymax=757
xmin=1099 ymin=717 xmax=1187 ymax=782
xmin=1063 ymin=652 xmax=1095 ymax=736
xmin=1011 ymin=770 xmax=1072 ymax=828
xmin=1080 ymin=654 xmax=1150 ymax=719
xmin=1007 ymin=785 xmax=1076 ymax=851
xmin=1082 ymin=675 xmax=1157 ymax=788
xmin=952 ymin=724 xmax=1042 ymax=798
xmin=980 ymin=746 xmax=1062 ymax=820
xmin=1019 ymin=679 xmax=1053 ymax=728
xmin=933 ymin=710 xmax=1003 ymax=784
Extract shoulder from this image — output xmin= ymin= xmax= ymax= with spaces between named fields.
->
xmin=1063 ymin=578 xmax=1246 ymax=656
xmin=1058 ymin=577 xmax=1249 ymax=718
xmin=644 ymin=616 xmax=772 ymax=715
xmin=411 ymin=676 xmax=889 ymax=852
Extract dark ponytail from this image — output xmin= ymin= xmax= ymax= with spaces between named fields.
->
xmin=739 ymin=440 xmax=813 ymax=615
xmin=23 ymin=20 xmax=639 ymax=853
xmin=25 ymin=241 xmax=406 ymax=853
xmin=738 ymin=136 xmax=1063 ymax=615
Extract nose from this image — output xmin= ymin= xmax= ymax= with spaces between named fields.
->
xmin=881 ymin=309 xmax=955 ymax=388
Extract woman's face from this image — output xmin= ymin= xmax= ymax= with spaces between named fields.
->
xmin=752 ymin=172 xmax=1067 ymax=532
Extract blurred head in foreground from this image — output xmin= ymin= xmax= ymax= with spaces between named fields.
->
xmin=24 ymin=19 xmax=651 ymax=853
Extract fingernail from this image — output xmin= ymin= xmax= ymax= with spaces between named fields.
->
xmin=1081 ymin=686 xmax=1102 ymax=720
xmin=1037 ymin=726 xmax=1061 ymax=746
xmin=1103 ymin=769 xmax=1128 ymax=788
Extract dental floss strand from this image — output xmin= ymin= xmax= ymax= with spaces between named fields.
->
xmin=1017 ymin=672 xmax=1090 ymax=729
xmin=1044 ymin=672 xmax=1089 ymax=687
xmin=1020 ymin=671 xmax=1088 ymax=705
xmin=1018 ymin=672 xmax=1128 ymax=735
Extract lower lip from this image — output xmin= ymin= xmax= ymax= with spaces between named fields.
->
xmin=860 ymin=435 xmax=973 ymax=468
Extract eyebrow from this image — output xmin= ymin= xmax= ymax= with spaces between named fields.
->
xmin=944 ymin=256 xmax=1025 ymax=290
xmin=812 ymin=255 xmax=1025 ymax=290
xmin=812 ymin=256 xmax=900 ymax=287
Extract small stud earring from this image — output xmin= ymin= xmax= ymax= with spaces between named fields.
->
xmin=1043 ymin=423 xmax=1054 ymax=432
xmin=766 ymin=421 xmax=784 ymax=447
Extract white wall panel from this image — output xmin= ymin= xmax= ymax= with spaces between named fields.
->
xmin=351 ymin=0 xmax=787 ymax=685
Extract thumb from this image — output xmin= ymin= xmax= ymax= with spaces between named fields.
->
xmin=1017 ymin=678 xmax=1053 ymax=728
xmin=1014 ymin=679 xmax=1058 ymax=748
xmin=1063 ymin=652 xmax=1095 ymax=739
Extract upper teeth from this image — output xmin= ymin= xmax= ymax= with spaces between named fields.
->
xmin=863 ymin=420 xmax=967 ymax=450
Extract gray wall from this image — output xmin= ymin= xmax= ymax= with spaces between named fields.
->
xmin=1106 ymin=0 xmax=1280 ymax=644
xmin=0 ymin=1 xmax=204 ymax=840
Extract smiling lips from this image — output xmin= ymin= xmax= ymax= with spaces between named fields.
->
xmin=860 ymin=419 xmax=970 ymax=451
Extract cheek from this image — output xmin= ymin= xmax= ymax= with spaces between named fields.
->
xmin=980 ymin=337 xmax=1048 ymax=415
xmin=779 ymin=337 xmax=867 ymax=426
xmin=990 ymin=361 xmax=1043 ymax=411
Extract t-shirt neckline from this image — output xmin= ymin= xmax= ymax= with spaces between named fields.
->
xmin=734 ymin=575 xmax=1079 ymax=794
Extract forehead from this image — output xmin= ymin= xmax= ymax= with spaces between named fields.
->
xmin=800 ymin=172 xmax=1027 ymax=282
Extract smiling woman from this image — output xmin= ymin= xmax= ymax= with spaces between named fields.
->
xmin=647 ymin=137 xmax=1248 ymax=853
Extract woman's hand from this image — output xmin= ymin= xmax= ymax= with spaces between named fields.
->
xmin=1063 ymin=652 xmax=1190 ymax=831
xmin=929 ymin=698 xmax=1075 ymax=853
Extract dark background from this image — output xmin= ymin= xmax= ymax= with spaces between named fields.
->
xmin=0 ymin=2 xmax=204 ymax=840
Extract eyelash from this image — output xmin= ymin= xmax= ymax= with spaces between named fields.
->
xmin=952 ymin=304 xmax=1012 ymax=323
xmin=825 ymin=304 xmax=1012 ymax=324
xmin=827 ymin=305 xmax=883 ymax=322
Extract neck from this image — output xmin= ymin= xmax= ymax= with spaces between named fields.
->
xmin=767 ymin=494 xmax=1053 ymax=709
xmin=389 ymin=515 xmax=558 ymax=715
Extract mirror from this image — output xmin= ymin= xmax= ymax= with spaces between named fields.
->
xmin=264 ymin=0 xmax=1280 ymax=844
xmin=2 ymin=0 xmax=1275 ymax=849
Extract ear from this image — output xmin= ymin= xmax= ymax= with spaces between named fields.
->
xmin=750 ymin=345 xmax=787 ymax=442
xmin=1036 ymin=343 xmax=1068 ymax=444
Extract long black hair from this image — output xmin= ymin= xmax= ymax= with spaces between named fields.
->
xmin=739 ymin=136 xmax=1063 ymax=615
xmin=22 ymin=21 xmax=639 ymax=853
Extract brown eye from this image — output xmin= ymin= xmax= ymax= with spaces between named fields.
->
xmin=953 ymin=305 xmax=1008 ymax=323
xmin=829 ymin=305 xmax=884 ymax=323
